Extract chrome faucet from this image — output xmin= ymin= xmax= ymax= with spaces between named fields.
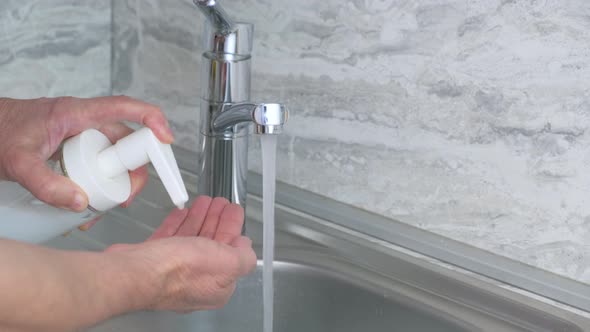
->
xmin=193 ymin=0 xmax=288 ymax=214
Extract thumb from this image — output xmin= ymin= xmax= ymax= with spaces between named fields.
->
xmin=9 ymin=153 xmax=88 ymax=211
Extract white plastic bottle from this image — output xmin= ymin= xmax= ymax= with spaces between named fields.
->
xmin=0 ymin=127 xmax=189 ymax=244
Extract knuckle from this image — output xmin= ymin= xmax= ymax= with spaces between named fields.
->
xmin=51 ymin=96 xmax=74 ymax=114
xmin=45 ymin=98 xmax=70 ymax=143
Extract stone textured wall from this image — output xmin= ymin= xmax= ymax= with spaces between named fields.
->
xmin=0 ymin=0 xmax=110 ymax=98
xmin=116 ymin=0 xmax=590 ymax=284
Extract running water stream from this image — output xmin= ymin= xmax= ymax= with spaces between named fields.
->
xmin=261 ymin=135 xmax=277 ymax=332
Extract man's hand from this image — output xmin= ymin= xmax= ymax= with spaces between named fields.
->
xmin=107 ymin=196 xmax=257 ymax=311
xmin=0 ymin=96 xmax=173 ymax=212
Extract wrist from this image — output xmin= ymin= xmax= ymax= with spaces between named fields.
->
xmin=97 ymin=249 xmax=161 ymax=314
xmin=61 ymin=249 xmax=160 ymax=328
xmin=0 ymin=240 xmax=159 ymax=331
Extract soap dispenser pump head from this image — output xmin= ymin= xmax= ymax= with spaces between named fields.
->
xmin=96 ymin=128 xmax=189 ymax=210
xmin=62 ymin=128 xmax=189 ymax=212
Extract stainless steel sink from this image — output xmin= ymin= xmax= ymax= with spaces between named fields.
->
xmin=86 ymin=257 xmax=469 ymax=332
xmin=45 ymin=166 xmax=590 ymax=332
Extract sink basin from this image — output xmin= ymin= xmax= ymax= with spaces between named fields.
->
xmin=87 ymin=258 xmax=468 ymax=332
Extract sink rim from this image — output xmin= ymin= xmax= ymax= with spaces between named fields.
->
xmin=245 ymin=195 xmax=590 ymax=332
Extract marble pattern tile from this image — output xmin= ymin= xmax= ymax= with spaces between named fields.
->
xmin=0 ymin=0 xmax=111 ymax=98
xmin=112 ymin=0 xmax=590 ymax=284
xmin=112 ymin=0 xmax=202 ymax=148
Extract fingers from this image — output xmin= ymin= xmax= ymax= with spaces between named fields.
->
xmin=123 ymin=166 xmax=149 ymax=207
xmin=98 ymin=122 xmax=134 ymax=142
xmin=148 ymin=208 xmax=189 ymax=241
xmin=214 ymin=203 xmax=245 ymax=244
xmin=174 ymin=196 xmax=213 ymax=236
xmin=230 ymin=236 xmax=253 ymax=249
xmin=199 ymin=197 xmax=230 ymax=239
xmin=147 ymin=196 xmax=242 ymax=242
xmin=99 ymin=123 xmax=149 ymax=207
xmin=55 ymin=96 xmax=174 ymax=143
xmin=6 ymin=152 xmax=87 ymax=211
xmin=230 ymin=237 xmax=257 ymax=276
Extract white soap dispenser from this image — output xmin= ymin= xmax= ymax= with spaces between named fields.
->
xmin=0 ymin=127 xmax=189 ymax=244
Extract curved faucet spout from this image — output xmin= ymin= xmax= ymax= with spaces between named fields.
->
xmin=212 ymin=103 xmax=288 ymax=135
xmin=193 ymin=0 xmax=235 ymax=33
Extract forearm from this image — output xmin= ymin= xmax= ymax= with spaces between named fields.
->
xmin=0 ymin=239 xmax=155 ymax=332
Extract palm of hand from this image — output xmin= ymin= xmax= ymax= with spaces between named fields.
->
xmin=106 ymin=196 xmax=257 ymax=312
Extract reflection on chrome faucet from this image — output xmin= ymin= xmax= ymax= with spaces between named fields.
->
xmin=193 ymin=0 xmax=288 ymax=217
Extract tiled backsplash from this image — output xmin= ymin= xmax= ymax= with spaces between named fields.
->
xmin=0 ymin=0 xmax=110 ymax=98
xmin=112 ymin=0 xmax=590 ymax=284
xmin=3 ymin=1 xmax=590 ymax=285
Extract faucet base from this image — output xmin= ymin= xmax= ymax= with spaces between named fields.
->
xmin=197 ymin=134 xmax=249 ymax=209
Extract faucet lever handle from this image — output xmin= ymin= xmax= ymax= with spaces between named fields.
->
xmin=193 ymin=0 xmax=235 ymax=33
xmin=212 ymin=103 xmax=288 ymax=135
